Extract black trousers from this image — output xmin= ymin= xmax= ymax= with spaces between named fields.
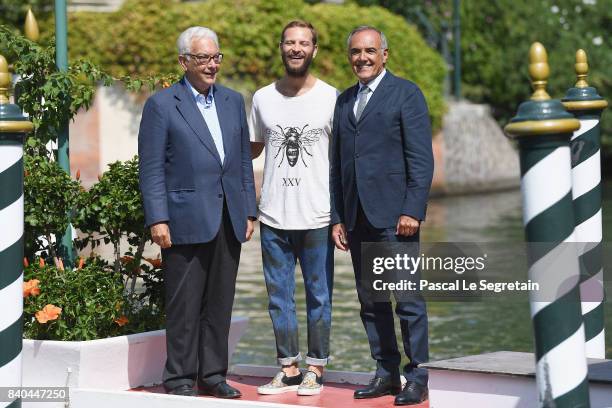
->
xmin=347 ymin=202 xmax=429 ymax=386
xmin=161 ymin=204 xmax=241 ymax=390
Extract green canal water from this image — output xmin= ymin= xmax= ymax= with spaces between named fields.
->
xmin=231 ymin=182 xmax=612 ymax=372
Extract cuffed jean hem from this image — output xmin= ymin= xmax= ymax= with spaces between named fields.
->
xmin=278 ymin=352 xmax=302 ymax=366
xmin=305 ymin=356 xmax=329 ymax=366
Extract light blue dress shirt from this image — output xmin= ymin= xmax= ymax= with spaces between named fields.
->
xmin=185 ymin=78 xmax=225 ymax=164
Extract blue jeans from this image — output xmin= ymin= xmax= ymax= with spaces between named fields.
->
xmin=260 ymin=223 xmax=334 ymax=366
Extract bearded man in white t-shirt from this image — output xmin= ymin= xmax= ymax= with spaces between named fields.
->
xmin=249 ymin=20 xmax=338 ymax=396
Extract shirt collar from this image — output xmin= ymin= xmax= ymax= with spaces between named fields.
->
xmin=359 ymin=68 xmax=386 ymax=93
xmin=185 ymin=77 xmax=214 ymax=105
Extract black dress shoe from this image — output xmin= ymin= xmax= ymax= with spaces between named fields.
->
xmin=167 ymin=384 xmax=196 ymax=396
xmin=199 ymin=381 xmax=242 ymax=399
xmin=394 ymin=381 xmax=428 ymax=406
xmin=354 ymin=376 xmax=401 ymax=399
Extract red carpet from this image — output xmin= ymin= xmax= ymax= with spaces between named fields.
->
xmin=132 ymin=375 xmax=429 ymax=407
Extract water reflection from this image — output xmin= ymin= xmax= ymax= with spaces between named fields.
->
xmin=232 ymin=184 xmax=612 ymax=372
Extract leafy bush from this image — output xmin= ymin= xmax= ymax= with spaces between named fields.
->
xmin=51 ymin=0 xmax=446 ymax=131
xmin=23 ymin=260 xmax=125 ymax=341
xmin=22 ymin=156 xmax=166 ymax=341
xmin=76 ymin=157 xmax=148 ymax=277
xmin=73 ymin=157 xmax=166 ymax=337
xmin=23 ymin=257 xmax=164 ymax=341
xmin=24 ymin=155 xmax=81 ymax=260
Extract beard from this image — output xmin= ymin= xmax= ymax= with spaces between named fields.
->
xmin=282 ymin=52 xmax=314 ymax=77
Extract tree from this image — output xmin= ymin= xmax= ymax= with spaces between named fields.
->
xmin=351 ymin=0 xmax=612 ymax=150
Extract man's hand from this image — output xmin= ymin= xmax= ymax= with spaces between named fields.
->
xmin=396 ymin=215 xmax=420 ymax=237
xmin=150 ymin=222 xmax=172 ymax=248
xmin=332 ymin=223 xmax=349 ymax=251
xmin=246 ymin=218 xmax=254 ymax=241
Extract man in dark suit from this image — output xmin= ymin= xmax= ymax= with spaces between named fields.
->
xmin=330 ymin=26 xmax=434 ymax=406
xmin=138 ymin=26 xmax=257 ymax=398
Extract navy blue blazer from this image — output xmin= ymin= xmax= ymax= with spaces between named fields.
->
xmin=330 ymin=71 xmax=434 ymax=231
xmin=138 ymin=78 xmax=257 ymax=244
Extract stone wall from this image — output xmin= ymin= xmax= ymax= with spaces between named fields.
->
xmin=432 ymin=101 xmax=520 ymax=195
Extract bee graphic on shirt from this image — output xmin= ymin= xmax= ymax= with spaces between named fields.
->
xmin=267 ymin=124 xmax=322 ymax=167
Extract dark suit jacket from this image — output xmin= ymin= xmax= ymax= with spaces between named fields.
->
xmin=330 ymin=71 xmax=434 ymax=231
xmin=138 ymin=78 xmax=257 ymax=244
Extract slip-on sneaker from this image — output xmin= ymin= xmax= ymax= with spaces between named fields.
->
xmin=257 ymin=371 xmax=304 ymax=395
xmin=297 ymin=371 xmax=323 ymax=396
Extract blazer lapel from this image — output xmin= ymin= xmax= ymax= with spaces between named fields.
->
xmin=213 ymin=87 xmax=232 ymax=168
xmin=357 ymin=71 xmax=392 ymax=123
xmin=174 ymin=79 xmax=222 ymax=166
xmin=347 ymin=85 xmax=359 ymax=127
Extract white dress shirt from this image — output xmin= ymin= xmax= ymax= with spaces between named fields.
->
xmin=353 ymin=68 xmax=387 ymax=117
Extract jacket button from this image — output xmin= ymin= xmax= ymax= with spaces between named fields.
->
xmin=355 ymin=154 xmax=360 ymax=159
xmin=218 ymin=194 xmax=223 ymax=198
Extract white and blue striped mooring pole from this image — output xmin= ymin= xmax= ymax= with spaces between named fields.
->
xmin=505 ymin=43 xmax=590 ymax=408
xmin=562 ymin=49 xmax=608 ymax=359
xmin=0 ymin=55 xmax=33 ymax=408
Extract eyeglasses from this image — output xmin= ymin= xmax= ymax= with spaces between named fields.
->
xmin=183 ymin=53 xmax=224 ymax=65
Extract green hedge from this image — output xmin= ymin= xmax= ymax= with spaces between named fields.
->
xmin=54 ymin=0 xmax=445 ymax=131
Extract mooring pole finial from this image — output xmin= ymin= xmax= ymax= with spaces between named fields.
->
xmin=574 ymin=49 xmax=589 ymax=88
xmin=529 ymin=42 xmax=551 ymax=101
xmin=0 ymin=55 xmax=10 ymax=105
xmin=25 ymin=8 xmax=40 ymax=42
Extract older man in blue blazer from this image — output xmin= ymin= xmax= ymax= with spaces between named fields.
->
xmin=138 ymin=26 xmax=256 ymax=399
xmin=330 ymin=26 xmax=434 ymax=406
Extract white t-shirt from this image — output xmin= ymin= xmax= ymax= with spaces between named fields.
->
xmin=249 ymin=79 xmax=338 ymax=230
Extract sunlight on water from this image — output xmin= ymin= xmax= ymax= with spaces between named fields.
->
xmin=232 ymin=184 xmax=612 ymax=372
